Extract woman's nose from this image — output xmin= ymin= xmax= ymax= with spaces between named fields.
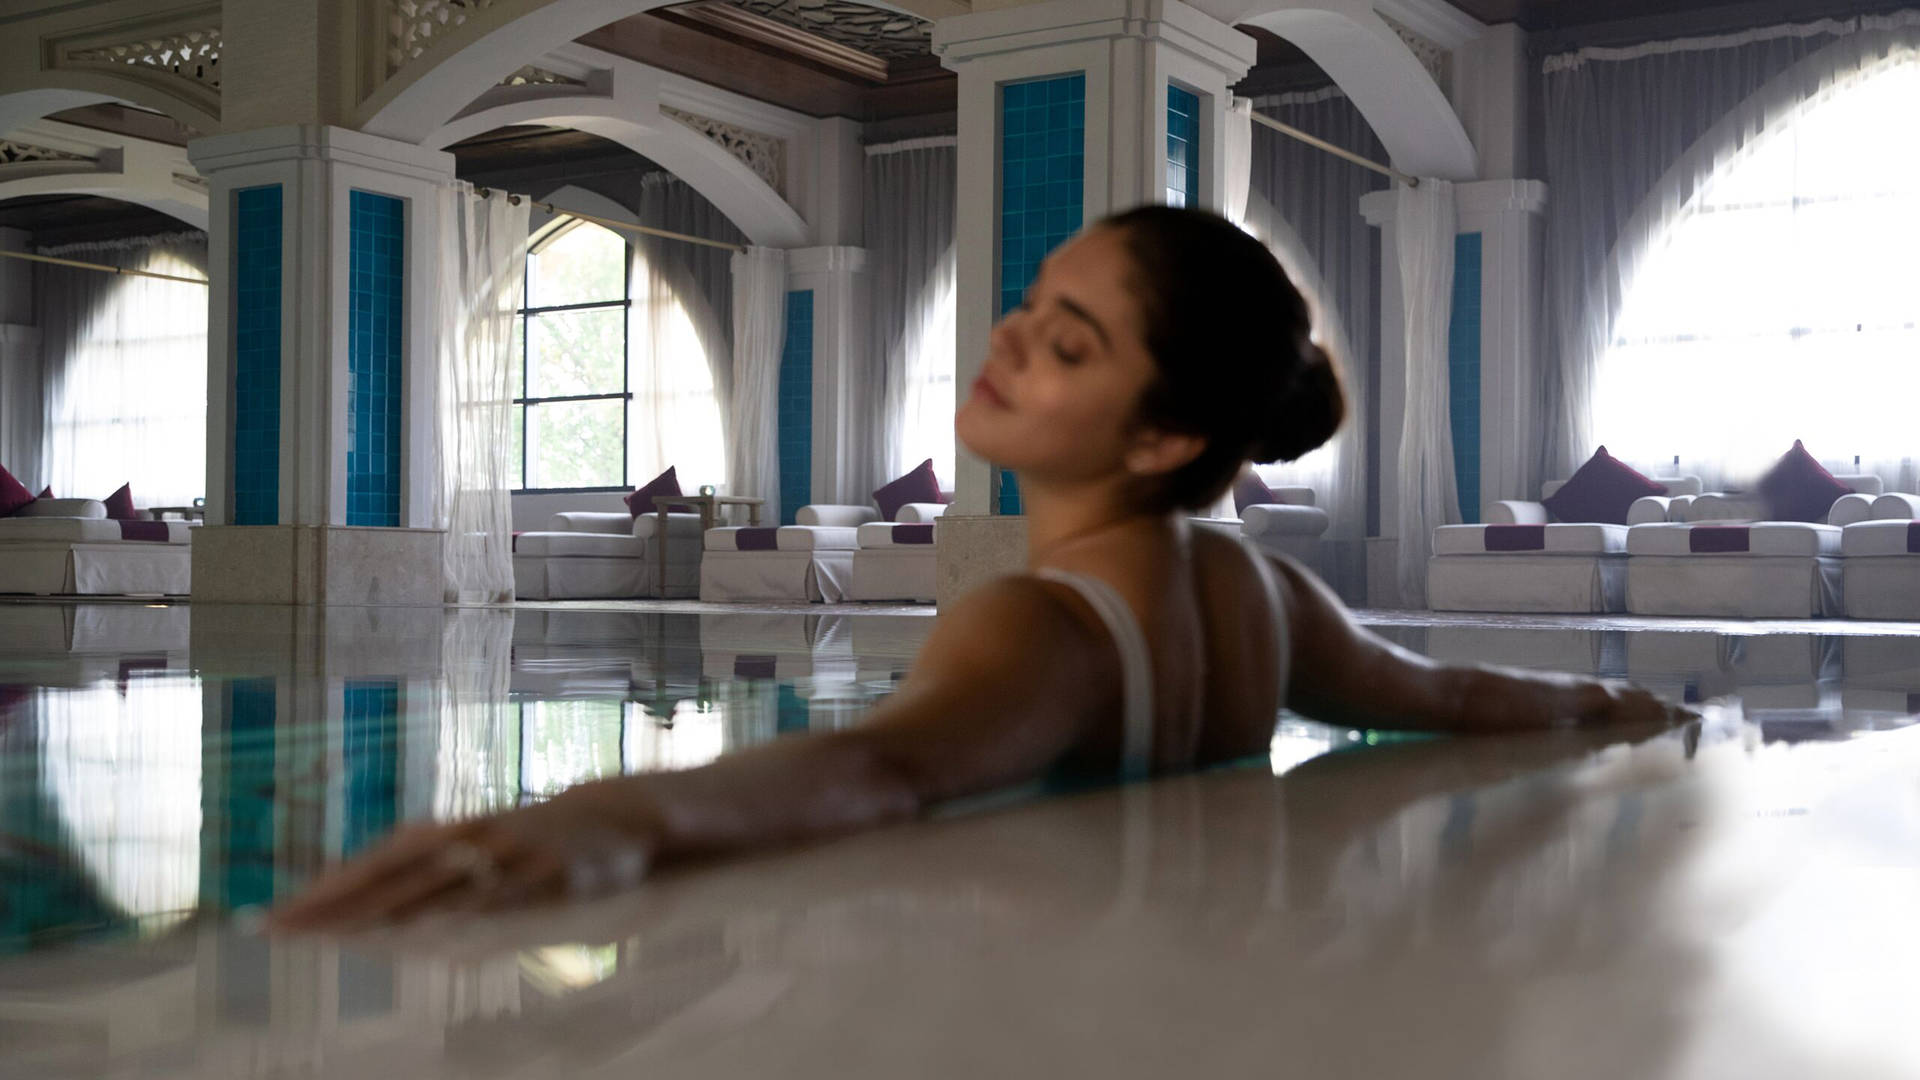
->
xmin=990 ymin=316 xmax=1027 ymax=369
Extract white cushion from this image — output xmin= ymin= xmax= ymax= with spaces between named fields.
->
xmin=1241 ymin=503 xmax=1330 ymax=539
xmin=705 ymin=525 xmax=859 ymax=552
xmin=1627 ymin=522 xmax=1839 ymax=557
xmin=516 ymin=531 xmax=655 ymax=559
xmin=895 ymin=502 xmax=949 ymax=524
xmin=0 ymin=518 xmax=128 ymax=542
xmin=1680 ymin=493 xmax=1764 ymax=522
xmin=551 ymin=510 xmax=636 ymax=534
xmin=15 ymin=498 xmax=108 ymax=519
xmin=1872 ymin=493 xmax=1920 ymax=520
xmin=1842 ymin=520 xmax=1920 ymax=558
xmin=796 ymin=505 xmax=880 ymax=528
xmin=856 ymin=521 xmax=939 ymax=549
xmin=1432 ymin=523 xmax=1626 ymax=556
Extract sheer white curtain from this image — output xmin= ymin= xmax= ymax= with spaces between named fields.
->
xmin=1395 ymin=179 xmax=1459 ymax=608
xmin=1598 ymin=44 xmax=1920 ymax=490
xmin=629 ymin=242 xmax=729 ymax=492
xmin=435 ymin=186 xmax=528 ymax=604
xmin=38 ymin=234 xmax=207 ymax=506
xmin=1241 ymin=89 xmax=1387 ymax=602
xmin=1541 ymin=13 xmax=1920 ymax=486
xmin=634 ymin=173 xmax=740 ymax=433
xmin=867 ymin=140 xmax=958 ymax=489
xmin=728 ymin=247 xmax=787 ymax=519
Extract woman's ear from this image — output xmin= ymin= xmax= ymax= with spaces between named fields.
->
xmin=1124 ymin=429 xmax=1207 ymax=478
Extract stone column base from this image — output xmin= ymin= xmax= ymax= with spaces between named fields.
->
xmin=191 ymin=525 xmax=444 ymax=606
xmin=935 ymin=514 xmax=1028 ymax=610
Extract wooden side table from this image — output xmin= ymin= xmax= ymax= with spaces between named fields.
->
xmin=653 ymin=495 xmax=765 ymax=598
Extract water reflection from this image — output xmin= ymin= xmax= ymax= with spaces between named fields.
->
xmin=4 ymin=604 xmax=1920 ymax=1075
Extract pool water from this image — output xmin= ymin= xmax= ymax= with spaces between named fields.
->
xmin=5 ymin=602 xmax=1920 ymax=1079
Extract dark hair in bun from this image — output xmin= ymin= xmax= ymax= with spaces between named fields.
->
xmin=1102 ymin=204 xmax=1347 ymax=513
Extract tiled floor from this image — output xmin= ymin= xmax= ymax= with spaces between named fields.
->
xmin=3 ymin=600 xmax=1919 ymax=1077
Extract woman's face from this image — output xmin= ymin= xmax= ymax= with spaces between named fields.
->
xmin=956 ymin=227 xmax=1167 ymax=487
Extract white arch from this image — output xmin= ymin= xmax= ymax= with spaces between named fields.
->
xmin=1228 ymin=1 xmax=1478 ymax=180
xmin=0 ymin=171 xmax=207 ymax=231
xmin=426 ymin=86 xmax=807 ymax=247
xmin=0 ymin=76 xmax=217 ymax=139
xmin=359 ymin=0 xmax=947 ymax=143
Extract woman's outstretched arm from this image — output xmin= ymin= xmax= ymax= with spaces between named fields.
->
xmin=1269 ymin=556 xmax=1687 ymax=734
xmin=270 ymin=579 xmax=1113 ymax=929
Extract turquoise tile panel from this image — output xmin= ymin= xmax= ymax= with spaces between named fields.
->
xmin=998 ymin=72 xmax=1085 ymax=515
xmin=1449 ymin=232 xmax=1484 ymax=524
xmin=341 ymin=681 xmax=400 ymax=858
xmin=232 ymin=186 xmax=282 ymax=526
xmin=347 ymin=190 xmax=405 ymax=527
xmin=779 ymin=290 xmax=814 ymax=526
xmin=1166 ymin=85 xmax=1201 ymax=208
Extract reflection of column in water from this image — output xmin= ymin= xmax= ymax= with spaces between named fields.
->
xmin=435 ymin=610 xmax=519 ymax=819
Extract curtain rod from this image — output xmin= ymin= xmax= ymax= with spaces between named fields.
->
xmin=0 ymin=248 xmax=210 ymax=285
xmin=474 ymin=186 xmax=748 ymax=254
xmin=1247 ymin=110 xmax=1419 ymax=188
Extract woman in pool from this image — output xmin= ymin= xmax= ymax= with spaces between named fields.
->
xmin=274 ymin=206 xmax=1684 ymax=928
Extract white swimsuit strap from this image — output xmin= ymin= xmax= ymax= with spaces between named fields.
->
xmin=1036 ymin=569 xmax=1155 ymax=781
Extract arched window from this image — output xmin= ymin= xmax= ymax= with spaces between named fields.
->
xmin=1595 ymin=57 xmax=1920 ymax=481
xmin=512 ymin=219 xmax=726 ymax=491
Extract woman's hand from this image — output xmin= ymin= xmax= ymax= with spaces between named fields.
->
xmin=268 ymin=779 xmax=665 ymax=932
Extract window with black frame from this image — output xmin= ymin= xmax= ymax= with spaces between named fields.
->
xmin=513 ymin=220 xmax=632 ymax=491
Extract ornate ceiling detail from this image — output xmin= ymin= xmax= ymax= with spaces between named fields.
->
xmin=1379 ymin=13 xmax=1449 ymax=91
xmin=0 ymin=141 xmax=96 ymax=167
xmin=388 ymin=0 xmax=498 ymax=76
xmin=47 ymin=16 xmax=222 ymax=119
xmin=661 ymin=106 xmax=785 ymax=195
xmin=720 ymin=0 xmax=933 ymax=62
xmin=499 ymin=65 xmax=586 ymax=87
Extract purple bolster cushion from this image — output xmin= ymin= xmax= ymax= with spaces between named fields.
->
xmin=735 ymin=527 xmax=780 ymax=552
xmin=1689 ymin=526 xmax=1750 ymax=554
xmin=1483 ymin=524 xmax=1547 ymax=551
xmin=734 ymin=655 xmax=777 ymax=679
xmin=1907 ymin=521 xmax=1920 ymax=554
xmin=117 ymin=520 xmax=171 ymax=542
xmin=891 ymin=524 xmax=935 ymax=545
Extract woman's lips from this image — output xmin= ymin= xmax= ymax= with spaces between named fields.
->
xmin=971 ymin=375 xmax=1008 ymax=408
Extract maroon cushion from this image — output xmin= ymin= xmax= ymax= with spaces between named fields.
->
xmin=103 ymin=483 xmax=137 ymax=521
xmin=1484 ymin=524 xmax=1547 ymax=551
xmin=623 ymin=466 xmax=682 ymax=517
xmin=1690 ymin=525 xmax=1751 ymax=553
xmin=36 ymin=486 xmax=52 ymax=500
xmin=1232 ymin=471 xmax=1276 ymax=515
xmin=1758 ymin=441 xmax=1852 ymax=523
xmin=735 ymin=527 xmax=780 ymax=552
xmin=117 ymin=520 xmax=171 ymax=542
xmin=1539 ymin=446 xmax=1668 ymax=525
xmin=0 ymin=464 xmax=32 ymax=517
xmin=874 ymin=459 xmax=942 ymax=522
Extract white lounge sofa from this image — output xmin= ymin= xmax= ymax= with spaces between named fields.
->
xmin=700 ymin=505 xmax=864 ymax=603
xmin=849 ymin=501 xmax=948 ymax=603
xmin=512 ymin=510 xmax=704 ymax=600
xmin=1427 ymin=475 xmax=1701 ymax=614
xmin=1623 ymin=475 xmax=1880 ymax=618
xmin=1838 ymin=493 xmax=1920 ymax=620
xmin=0 ymin=498 xmax=191 ymax=596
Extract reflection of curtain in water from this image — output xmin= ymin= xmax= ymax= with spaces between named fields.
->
xmin=38 ymin=676 xmax=202 ymax=928
xmin=435 ymin=610 xmax=518 ymax=819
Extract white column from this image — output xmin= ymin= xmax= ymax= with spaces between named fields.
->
xmin=931 ymin=0 xmax=1254 ymax=605
xmin=1458 ymin=180 xmax=1548 ymax=509
xmin=788 ymin=245 xmax=871 ymax=506
xmin=188 ymin=125 xmax=456 ymax=605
